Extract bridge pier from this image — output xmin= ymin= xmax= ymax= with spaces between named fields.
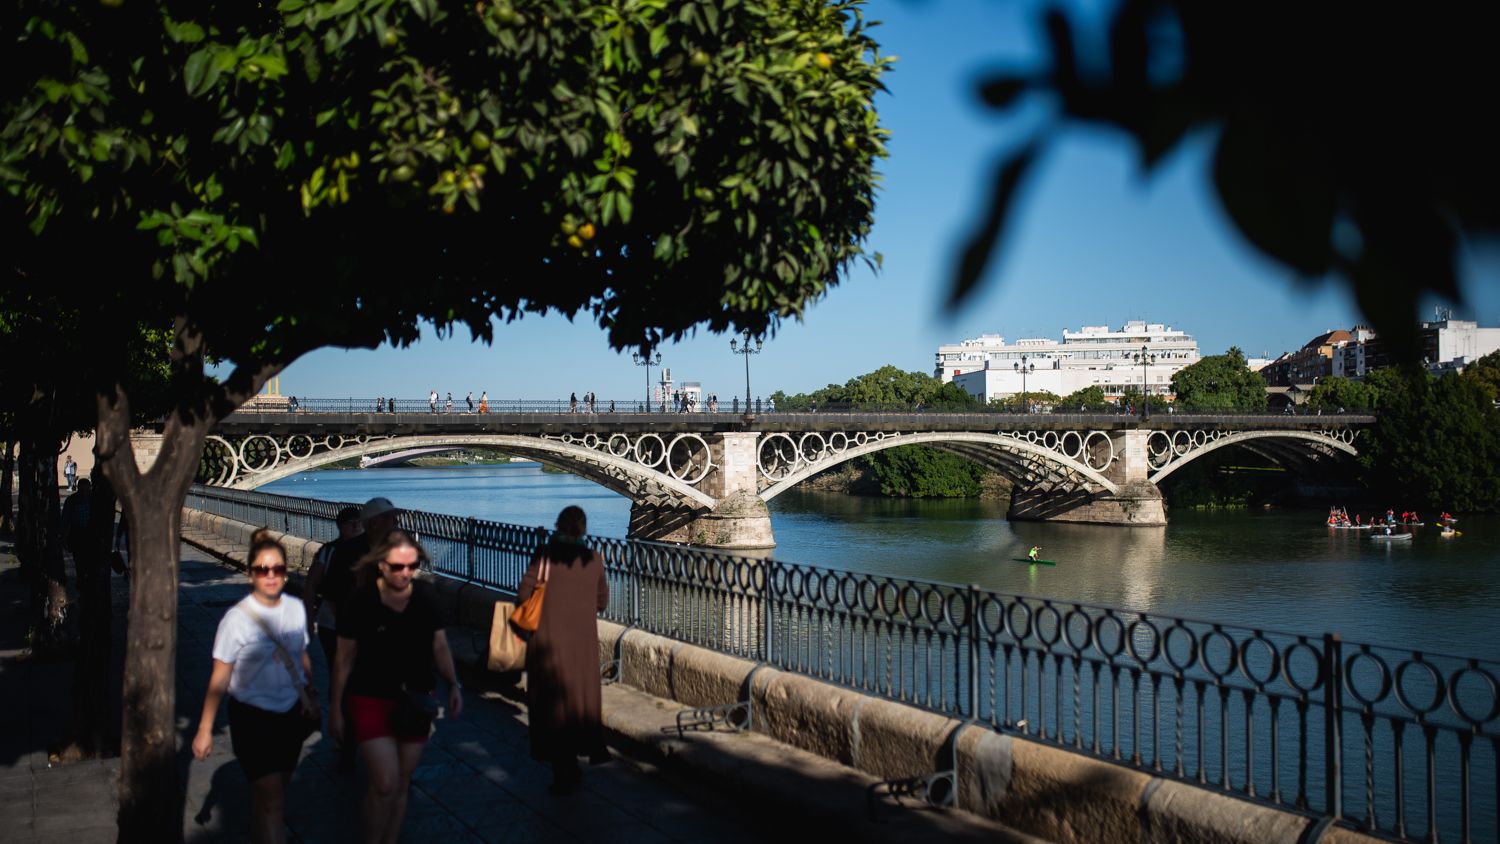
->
xmin=1008 ymin=480 xmax=1167 ymax=526
xmin=629 ymin=432 xmax=775 ymax=550
xmin=1008 ymin=430 xmax=1168 ymax=526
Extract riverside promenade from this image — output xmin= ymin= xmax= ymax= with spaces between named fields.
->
xmin=0 ymin=534 xmax=1031 ymax=842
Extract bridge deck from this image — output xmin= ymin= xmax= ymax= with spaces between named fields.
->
xmin=208 ymin=411 xmax=1376 ymax=436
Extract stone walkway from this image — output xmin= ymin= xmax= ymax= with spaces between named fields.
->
xmin=0 ymin=543 xmax=771 ymax=843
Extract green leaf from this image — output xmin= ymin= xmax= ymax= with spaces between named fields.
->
xmin=165 ymin=20 xmax=206 ymax=44
xmin=616 ymin=191 xmax=633 ymax=223
xmin=184 ymin=49 xmax=211 ymax=95
xmin=653 ymin=234 xmax=673 ymax=260
xmin=649 ymin=25 xmax=669 ymax=56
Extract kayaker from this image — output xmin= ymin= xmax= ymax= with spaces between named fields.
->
xmin=1028 ymin=546 xmax=1040 ymax=563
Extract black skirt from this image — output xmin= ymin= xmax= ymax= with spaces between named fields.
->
xmin=228 ymin=696 xmax=307 ymax=781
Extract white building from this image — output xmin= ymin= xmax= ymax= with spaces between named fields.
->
xmin=937 ymin=321 xmax=1200 ymax=403
xmin=1422 ymin=317 xmax=1500 ymax=369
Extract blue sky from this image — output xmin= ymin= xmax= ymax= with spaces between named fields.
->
xmin=272 ymin=0 xmax=1500 ymax=402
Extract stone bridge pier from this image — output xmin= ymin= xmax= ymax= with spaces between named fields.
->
xmin=1007 ymin=429 xmax=1167 ymax=527
xmin=629 ymin=432 xmax=774 ymax=549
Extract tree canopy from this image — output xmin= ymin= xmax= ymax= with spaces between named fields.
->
xmin=2 ymin=2 xmax=890 ymax=837
xmin=4 ymin=0 xmax=889 ymax=404
xmin=1170 ymin=347 xmax=1266 ymax=411
xmin=1305 ymin=376 xmax=1379 ymax=412
xmin=957 ymin=3 xmax=1498 ymax=356
xmin=1360 ymin=369 xmax=1500 ymax=511
xmin=771 ymin=364 xmax=977 ymax=409
xmin=1059 ymin=385 xmax=1109 ymax=411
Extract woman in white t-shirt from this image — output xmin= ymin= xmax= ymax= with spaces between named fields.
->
xmin=192 ymin=537 xmax=314 ymax=844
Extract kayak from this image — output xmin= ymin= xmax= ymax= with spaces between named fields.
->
xmin=1012 ymin=557 xmax=1057 ymax=566
xmin=1370 ymin=533 xmax=1413 ymax=541
xmin=1440 ymin=530 xmax=1462 ymax=539
xmin=1329 ymin=524 xmax=1371 ymax=530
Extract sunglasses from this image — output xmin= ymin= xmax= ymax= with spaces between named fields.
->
xmin=383 ymin=561 xmax=420 ymax=572
xmin=251 ymin=565 xmax=288 ymax=578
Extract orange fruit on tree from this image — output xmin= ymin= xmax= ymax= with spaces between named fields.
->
xmin=577 ymin=223 xmax=596 ymax=241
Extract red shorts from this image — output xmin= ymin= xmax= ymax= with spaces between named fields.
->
xmin=348 ymin=694 xmax=431 ymax=745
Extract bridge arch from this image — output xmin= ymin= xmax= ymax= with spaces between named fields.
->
xmin=757 ymin=431 xmax=1121 ymax=502
xmin=203 ymin=433 xmax=716 ymax=509
xmin=1148 ymin=430 xmax=1358 ymax=485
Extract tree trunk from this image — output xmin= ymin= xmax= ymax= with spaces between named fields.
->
xmin=17 ymin=424 xmax=68 ymax=651
xmin=97 ymin=393 xmax=209 ymax=844
xmin=0 ymin=437 xmax=15 ymax=536
xmin=61 ymin=463 xmax=116 ymax=759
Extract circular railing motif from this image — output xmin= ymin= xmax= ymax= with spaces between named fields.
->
xmin=665 ymin=434 xmax=712 ymax=485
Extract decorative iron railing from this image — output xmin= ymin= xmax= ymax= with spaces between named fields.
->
xmin=183 ymin=485 xmax=1494 ymax=843
xmin=231 ymin=396 xmax=1368 ymax=417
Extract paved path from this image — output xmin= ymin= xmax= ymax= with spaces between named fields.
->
xmin=0 ymin=543 xmax=769 ymax=843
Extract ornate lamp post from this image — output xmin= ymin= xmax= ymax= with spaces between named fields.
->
xmin=1132 ymin=345 xmax=1156 ymax=420
xmin=632 ymin=350 xmax=661 ymax=413
xmin=730 ymin=329 xmax=763 ymax=418
xmin=1013 ymin=355 xmax=1035 ymax=413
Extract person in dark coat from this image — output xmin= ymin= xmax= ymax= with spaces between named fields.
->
xmin=516 ymin=506 xmax=610 ymax=792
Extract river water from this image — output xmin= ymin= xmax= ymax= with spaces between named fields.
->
xmin=261 ymin=461 xmax=1498 ymax=660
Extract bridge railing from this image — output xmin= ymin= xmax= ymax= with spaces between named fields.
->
xmin=183 ymin=484 xmax=1492 ymax=843
xmin=235 ymin=397 xmax=1364 ymax=416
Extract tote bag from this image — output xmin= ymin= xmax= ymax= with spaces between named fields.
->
xmin=487 ymin=601 xmax=526 ymax=672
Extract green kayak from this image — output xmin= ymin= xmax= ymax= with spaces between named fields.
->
xmin=1012 ymin=557 xmax=1057 ymax=566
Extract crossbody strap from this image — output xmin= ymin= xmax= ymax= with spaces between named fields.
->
xmin=240 ymin=604 xmax=315 ymax=709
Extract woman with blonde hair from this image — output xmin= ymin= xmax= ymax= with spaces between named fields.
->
xmin=330 ymin=530 xmax=462 ymax=844
xmin=517 ymin=505 xmax=610 ymax=792
xmin=192 ymin=536 xmax=315 ymax=844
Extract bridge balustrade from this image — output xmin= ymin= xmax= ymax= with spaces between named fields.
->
xmin=232 ymin=396 xmax=1366 ymax=417
xmin=183 ymin=484 xmax=1489 ymax=843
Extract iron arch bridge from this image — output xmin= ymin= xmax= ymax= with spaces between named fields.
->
xmin=179 ymin=411 xmax=1373 ymax=540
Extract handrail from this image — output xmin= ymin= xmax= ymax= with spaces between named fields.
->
xmin=231 ymin=396 xmax=1375 ymax=417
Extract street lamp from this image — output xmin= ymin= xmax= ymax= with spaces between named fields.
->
xmin=1132 ymin=345 xmax=1156 ymax=420
xmin=632 ymin=350 xmax=661 ymax=413
xmin=1013 ymin=355 xmax=1035 ymax=413
xmin=730 ymin=329 xmax=763 ymax=417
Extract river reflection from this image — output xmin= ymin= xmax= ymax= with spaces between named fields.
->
xmin=262 ymin=463 xmax=1499 ymax=659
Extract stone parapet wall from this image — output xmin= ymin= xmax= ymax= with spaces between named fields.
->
xmin=179 ymin=506 xmax=1378 ymax=844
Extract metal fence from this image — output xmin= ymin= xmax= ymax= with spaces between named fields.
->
xmin=184 ymin=485 xmax=1495 ymax=843
xmin=243 ymin=397 xmax=767 ymax=415
xmin=233 ymin=397 xmax=1355 ymax=417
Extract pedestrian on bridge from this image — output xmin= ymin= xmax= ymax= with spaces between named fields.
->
xmin=444 ymin=392 xmax=454 ymax=413
xmin=466 ymin=391 xmax=474 ymax=413
xmin=570 ymin=392 xmax=578 ymax=413
xmin=429 ymin=389 xmax=438 ymax=413
xmin=479 ymin=391 xmax=489 ymax=413
xmin=517 ymin=506 xmax=610 ymax=793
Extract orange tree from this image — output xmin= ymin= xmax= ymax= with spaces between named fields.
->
xmin=1 ymin=0 xmax=888 ymax=837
